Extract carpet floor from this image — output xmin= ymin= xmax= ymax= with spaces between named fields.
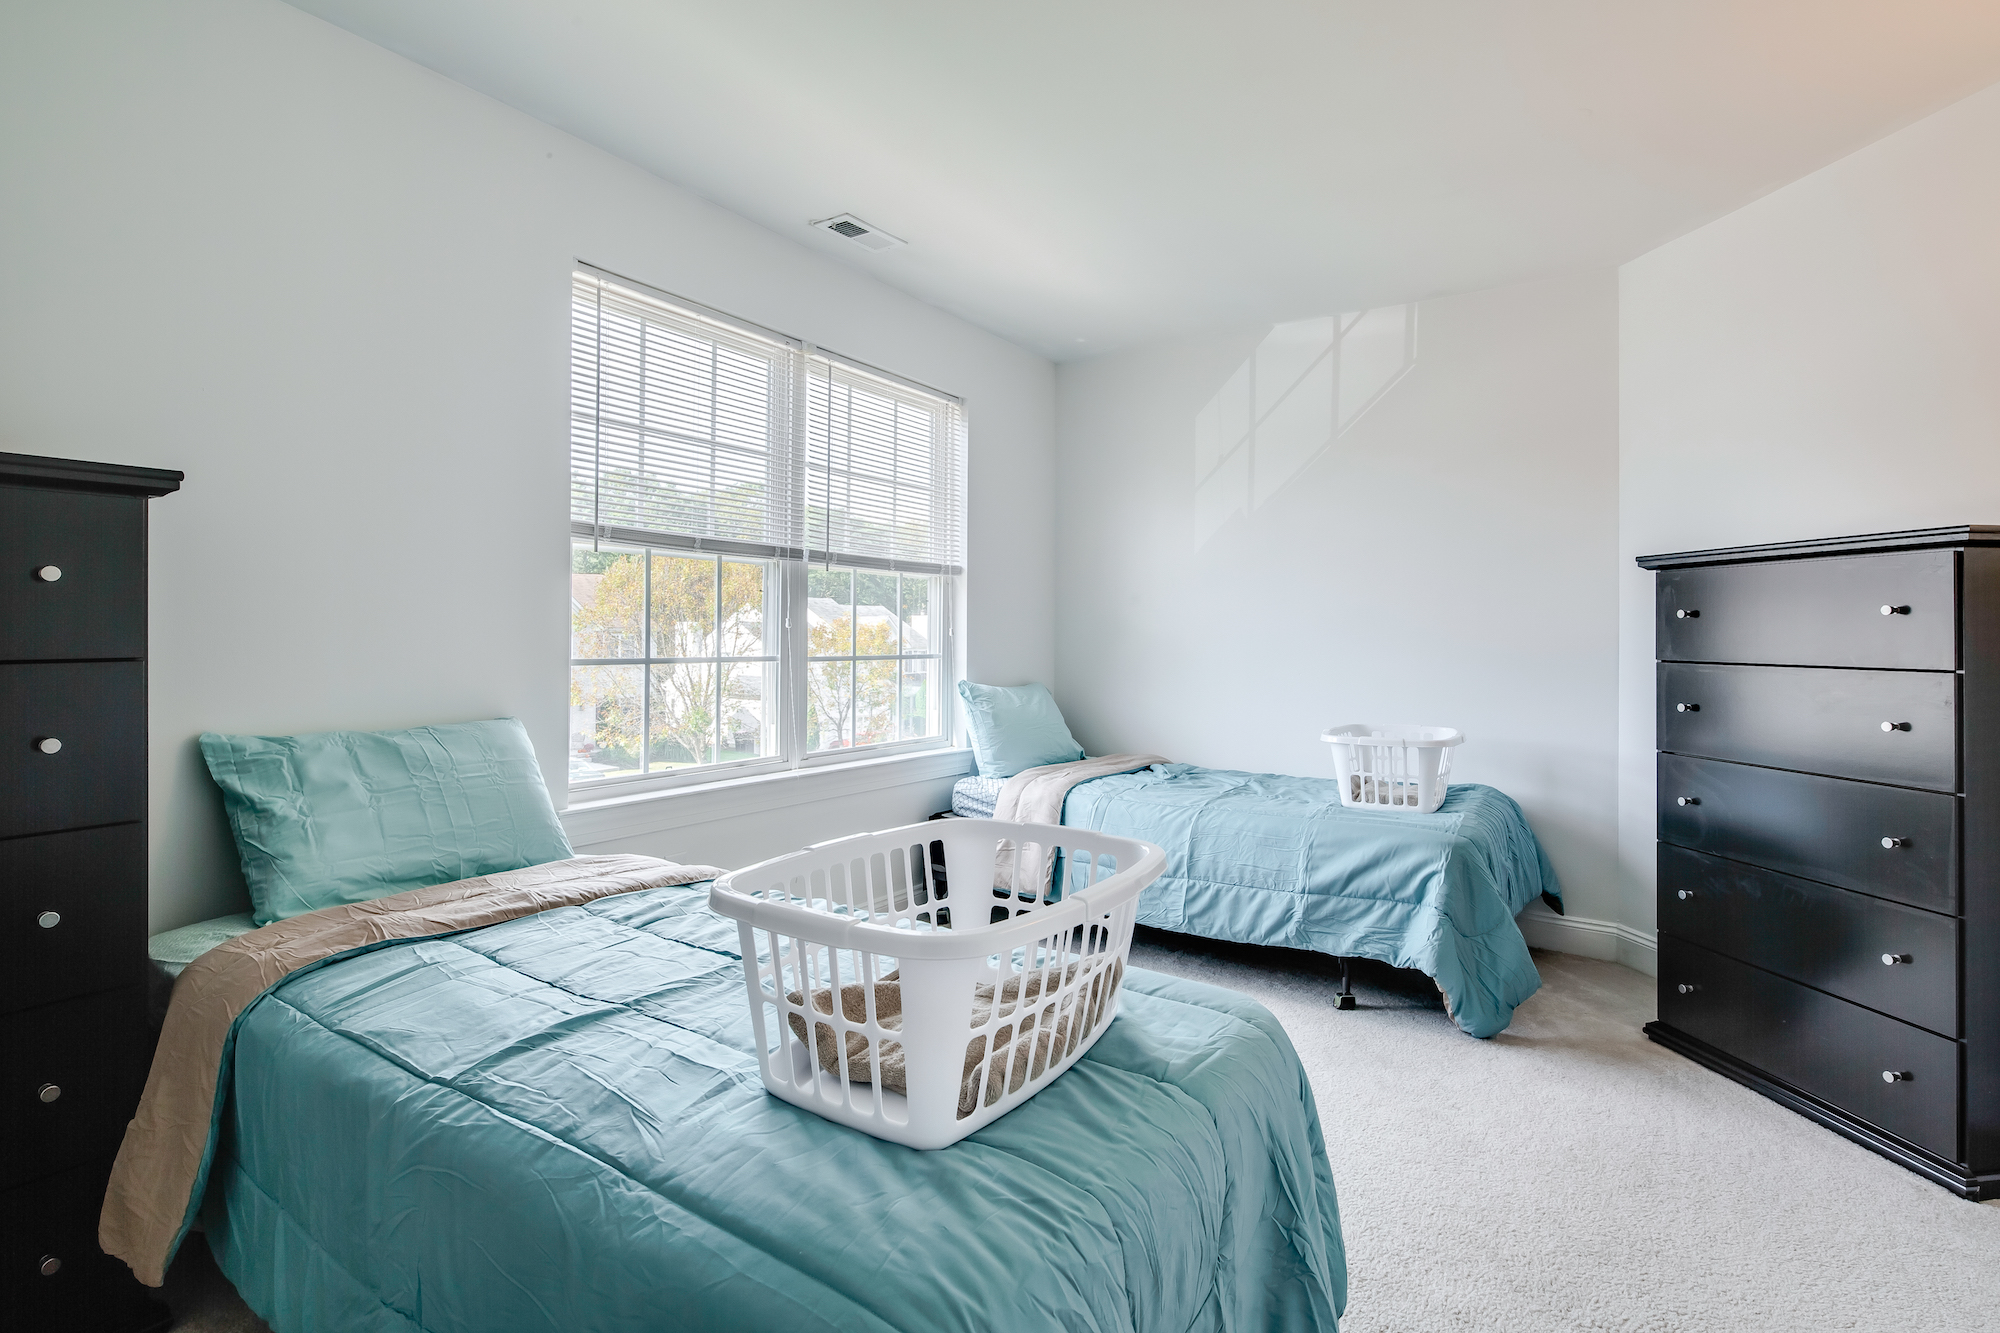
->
xmin=157 ymin=936 xmax=1999 ymax=1332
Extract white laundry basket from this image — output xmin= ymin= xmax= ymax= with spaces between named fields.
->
xmin=710 ymin=820 xmax=1165 ymax=1150
xmin=1321 ymin=723 xmax=1463 ymax=814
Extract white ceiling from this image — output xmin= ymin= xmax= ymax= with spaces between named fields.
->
xmin=286 ymin=1 xmax=2000 ymax=360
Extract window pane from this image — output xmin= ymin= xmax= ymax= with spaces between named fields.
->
xmin=900 ymin=657 xmax=938 ymax=741
xmin=899 ymin=575 xmax=931 ymax=656
xmin=650 ymin=663 xmax=716 ymax=768
xmin=651 ymin=553 xmax=716 ymax=658
xmin=571 ymin=546 xmax=644 ymax=659
xmin=720 ymin=658 xmax=775 ymax=761
xmin=807 ymin=568 xmax=854 ymax=659
xmin=718 ymin=560 xmax=768 ymax=658
xmin=808 ymin=660 xmax=852 ymax=751
xmin=570 ymin=664 xmax=642 ymax=782
xmin=855 ymin=657 xmax=897 ymax=747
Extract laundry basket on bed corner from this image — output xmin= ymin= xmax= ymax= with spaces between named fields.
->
xmin=710 ymin=820 xmax=1166 ymax=1149
xmin=1321 ymin=723 xmax=1463 ymax=814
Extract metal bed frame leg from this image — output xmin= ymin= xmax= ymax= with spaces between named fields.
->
xmin=1337 ymin=957 xmax=1356 ymax=1010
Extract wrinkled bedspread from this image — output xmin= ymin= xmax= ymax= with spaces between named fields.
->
xmin=1063 ymin=766 xmax=1561 ymax=1038
xmin=205 ymin=881 xmax=1346 ymax=1332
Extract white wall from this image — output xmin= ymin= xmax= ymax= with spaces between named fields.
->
xmin=1053 ymin=272 xmax=1627 ymax=940
xmin=1618 ymin=80 xmax=2000 ymax=944
xmin=0 ymin=0 xmax=1054 ymax=931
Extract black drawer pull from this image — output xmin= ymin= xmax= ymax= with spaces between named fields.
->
xmin=1880 ymin=604 xmax=1910 ymax=616
xmin=1676 ymin=609 xmax=1699 ymax=619
xmin=1882 ymin=953 xmax=1912 ymax=966
xmin=1880 ymin=720 xmax=1910 ymax=732
xmin=1677 ymin=983 xmax=1700 ymax=994
xmin=1882 ymin=837 xmax=1908 ymax=849
xmin=1677 ymin=889 xmax=1694 ymax=900
xmin=1882 ymin=1070 xmax=1912 ymax=1083
xmin=1676 ymin=702 xmax=1700 ymax=713
xmin=34 ymin=564 xmax=61 ymax=582
xmin=34 ymin=736 xmax=62 ymax=754
xmin=38 ymin=1255 xmax=61 ymax=1277
xmin=1676 ymin=796 xmax=1699 ymax=807
xmin=36 ymin=910 xmax=59 ymax=929
xmin=36 ymin=1082 xmax=60 ymax=1103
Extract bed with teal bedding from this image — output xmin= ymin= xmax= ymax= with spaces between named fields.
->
xmin=958 ymin=765 xmax=1560 ymax=1038
xmin=199 ymin=879 xmax=1347 ymax=1332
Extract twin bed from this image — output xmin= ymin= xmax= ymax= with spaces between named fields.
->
xmin=116 ymin=721 xmax=1349 ymax=1331
xmin=956 ymin=760 xmax=1561 ymax=1039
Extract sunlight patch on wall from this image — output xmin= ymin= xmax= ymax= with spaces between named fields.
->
xmin=1194 ymin=305 xmax=1418 ymax=545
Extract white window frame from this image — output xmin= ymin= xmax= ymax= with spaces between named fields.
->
xmin=567 ymin=265 xmax=963 ymax=797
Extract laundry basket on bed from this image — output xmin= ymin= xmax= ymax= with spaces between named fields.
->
xmin=710 ymin=820 xmax=1165 ymax=1149
xmin=1322 ymin=723 xmax=1463 ymax=814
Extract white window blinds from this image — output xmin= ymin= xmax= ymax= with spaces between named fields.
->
xmin=570 ymin=267 xmax=805 ymax=558
xmin=570 ymin=267 xmax=965 ymax=574
xmin=806 ymin=358 xmax=966 ymax=575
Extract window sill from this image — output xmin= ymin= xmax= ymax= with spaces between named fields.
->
xmin=560 ymin=746 xmax=975 ymax=848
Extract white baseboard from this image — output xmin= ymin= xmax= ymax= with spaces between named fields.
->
xmin=1518 ymin=904 xmax=1657 ymax=977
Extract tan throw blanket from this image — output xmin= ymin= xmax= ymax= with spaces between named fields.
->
xmin=991 ymin=754 xmax=1168 ymax=895
xmin=101 ymin=854 xmax=722 ymax=1287
xmin=786 ymin=957 xmax=1125 ymax=1117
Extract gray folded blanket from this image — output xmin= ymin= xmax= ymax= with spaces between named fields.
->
xmin=787 ymin=958 xmax=1124 ymax=1118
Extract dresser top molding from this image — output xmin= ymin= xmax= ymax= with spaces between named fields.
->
xmin=0 ymin=450 xmax=183 ymax=497
xmin=1637 ymin=526 xmax=2000 ymax=571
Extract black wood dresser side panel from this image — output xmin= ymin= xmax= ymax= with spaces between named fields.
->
xmin=1961 ymin=546 xmax=2000 ymax=1173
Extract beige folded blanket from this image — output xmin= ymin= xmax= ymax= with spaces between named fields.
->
xmin=100 ymin=854 xmax=722 ymax=1287
xmin=787 ymin=957 xmax=1124 ymax=1118
xmin=989 ymin=754 xmax=1168 ymax=897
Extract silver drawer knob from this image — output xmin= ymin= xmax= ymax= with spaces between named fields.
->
xmin=1883 ymin=1070 xmax=1911 ymax=1083
xmin=1882 ymin=953 xmax=1912 ymax=966
xmin=1882 ymin=837 xmax=1907 ymax=849
xmin=1677 ymin=889 xmax=1694 ymax=900
xmin=36 ymin=910 xmax=60 ymax=929
xmin=1881 ymin=604 xmax=1910 ymax=615
xmin=1676 ymin=609 xmax=1699 ymax=619
xmin=34 ymin=737 xmax=61 ymax=755
xmin=38 ymin=1255 xmax=61 ymax=1277
xmin=37 ymin=1083 xmax=61 ymax=1103
xmin=1677 ymin=796 xmax=1699 ymax=807
xmin=35 ymin=565 xmax=61 ymax=582
xmin=1881 ymin=721 xmax=1910 ymax=732
xmin=1676 ymin=702 xmax=1700 ymax=713
xmin=1677 ymin=983 xmax=1699 ymax=994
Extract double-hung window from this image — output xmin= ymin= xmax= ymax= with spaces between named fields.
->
xmin=567 ymin=266 xmax=964 ymax=790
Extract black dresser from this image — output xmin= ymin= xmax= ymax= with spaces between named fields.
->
xmin=1641 ymin=526 xmax=2000 ymax=1200
xmin=2 ymin=452 xmax=181 ymax=1329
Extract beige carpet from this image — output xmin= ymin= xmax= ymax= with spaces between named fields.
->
xmin=1131 ymin=933 xmax=2000 ymax=1333
xmin=159 ymin=937 xmax=1999 ymax=1332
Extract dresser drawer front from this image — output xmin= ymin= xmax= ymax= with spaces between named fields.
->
xmin=1658 ymin=937 xmax=1960 ymax=1160
xmin=0 ymin=1157 xmax=157 ymax=1328
xmin=1658 ymin=754 xmax=1956 ymax=913
xmin=1658 ymin=662 xmax=1956 ymax=791
xmin=0 ymin=989 xmax=148 ymax=1190
xmin=1657 ymin=550 xmax=1956 ymax=669
xmin=0 ymin=488 xmax=146 ymax=663
xmin=0 ymin=826 xmax=146 ymax=1017
xmin=1658 ymin=845 xmax=1959 ymax=1036
xmin=0 ymin=662 xmax=145 ymax=839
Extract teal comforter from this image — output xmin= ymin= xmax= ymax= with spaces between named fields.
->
xmin=203 ymin=882 xmax=1345 ymax=1331
xmin=1063 ymin=767 xmax=1560 ymax=1038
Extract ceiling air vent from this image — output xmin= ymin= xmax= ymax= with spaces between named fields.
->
xmin=812 ymin=213 xmax=906 ymax=252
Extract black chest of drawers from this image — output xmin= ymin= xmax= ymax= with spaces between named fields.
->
xmin=1 ymin=452 xmax=181 ymax=1329
xmin=1641 ymin=527 xmax=2000 ymax=1200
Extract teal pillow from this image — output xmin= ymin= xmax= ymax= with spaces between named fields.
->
xmin=957 ymin=681 xmax=1085 ymax=780
xmin=200 ymin=718 xmax=574 ymax=925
